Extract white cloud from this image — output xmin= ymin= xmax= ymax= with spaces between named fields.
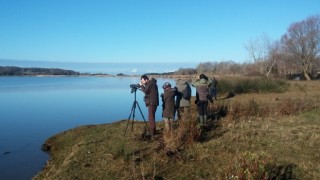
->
xmin=131 ymin=68 xmax=138 ymax=73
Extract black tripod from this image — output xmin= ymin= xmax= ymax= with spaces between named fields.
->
xmin=124 ymin=88 xmax=150 ymax=136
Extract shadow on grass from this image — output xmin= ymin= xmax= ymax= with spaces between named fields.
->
xmin=266 ymin=163 xmax=296 ymax=179
xmin=221 ymin=91 xmax=236 ymax=100
xmin=199 ymin=104 xmax=229 ymax=142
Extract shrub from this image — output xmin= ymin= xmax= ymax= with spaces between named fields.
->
xmin=226 ymin=97 xmax=319 ymax=122
xmin=217 ymin=77 xmax=289 ymax=95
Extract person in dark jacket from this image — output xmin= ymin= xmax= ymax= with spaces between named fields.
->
xmin=191 ymin=74 xmax=212 ymax=127
xmin=175 ymin=79 xmax=191 ymax=120
xmin=209 ymin=77 xmax=218 ymax=101
xmin=161 ymin=82 xmax=177 ymax=132
xmin=140 ymin=75 xmax=159 ymax=136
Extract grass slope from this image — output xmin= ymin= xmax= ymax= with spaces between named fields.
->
xmin=34 ymin=80 xmax=320 ymax=179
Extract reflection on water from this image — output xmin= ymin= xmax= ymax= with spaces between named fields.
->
xmin=0 ymin=76 xmax=179 ymax=179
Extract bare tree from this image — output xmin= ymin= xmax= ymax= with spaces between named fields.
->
xmin=245 ymin=37 xmax=264 ymax=63
xmin=195 ymin=61 xmax=246 ymax=76
xmin=266 ymin=41 xmax=281 ymax=77
xmin=245 ymin=33 xmax=273 ymax=75
xmin=196 ymin=62 xmax=211 ymax=74
xmin=174 ymin=68 xmax=197 ymax=75
xmin=281 ymin=15 xmax=320 ymax=80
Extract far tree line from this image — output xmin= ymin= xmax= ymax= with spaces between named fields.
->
xmin=0 ymin=66 xmax=80 ymax=76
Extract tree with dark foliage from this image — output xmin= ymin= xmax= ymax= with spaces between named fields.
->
xmin=0 ymin=66 xmax=80 ymax=76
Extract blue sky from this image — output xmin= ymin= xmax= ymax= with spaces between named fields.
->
xmin=0 ymin=0 xmax=319 ymax=72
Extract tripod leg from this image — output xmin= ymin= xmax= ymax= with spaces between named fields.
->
xmin=131 ymin=102 xmax=136 ymax=131
xmin=135 ymin=101 xmax=151 ymax=134
xmin=124 ymin=101 xmax=136 ymax=136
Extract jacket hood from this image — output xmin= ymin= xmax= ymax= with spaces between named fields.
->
xmin=165 ymin=88 xmax=177 ymax=96
xmin=150 ymin=78 xmax=157 ymax=83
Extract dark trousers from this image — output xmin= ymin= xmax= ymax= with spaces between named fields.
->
xmin=197 ymin=101 xmax=208 ymax=116
xmin=148 ymin=105 xmax=157 ymax=135
xmin=177 ymin=106 xmax=190 ymax=120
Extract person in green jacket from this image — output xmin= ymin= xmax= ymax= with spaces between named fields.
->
xmin=191 ymin=74 xmax=212 ymax=127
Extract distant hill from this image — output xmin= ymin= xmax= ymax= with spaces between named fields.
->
xmin=0 ymin=66 xmax=80 ymax=76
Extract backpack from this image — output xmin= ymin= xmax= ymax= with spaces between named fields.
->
xmin=183 ymin=84 xmax=191 ymax=100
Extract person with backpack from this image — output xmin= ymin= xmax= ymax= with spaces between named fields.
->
xmin=175 ymin=79 xmax=192 ymax=120
xmin=191 ymin=74 xmax=212 ymax=127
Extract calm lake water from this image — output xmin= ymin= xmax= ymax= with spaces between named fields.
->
xmin=0 ymin=76 xmax=180 ymax=180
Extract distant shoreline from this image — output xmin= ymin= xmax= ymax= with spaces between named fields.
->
xmin=0 ymin=74 xmax=194 ymax=79
xmin=0 ymin=65 xmax=198 ymax=79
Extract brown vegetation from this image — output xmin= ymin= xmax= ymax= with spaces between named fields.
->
xmin=34 ymin=79 xmax=320 ymax=179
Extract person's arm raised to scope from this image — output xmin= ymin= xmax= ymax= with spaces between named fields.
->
xmin=139 ymin=81 xmax=146 ymax=93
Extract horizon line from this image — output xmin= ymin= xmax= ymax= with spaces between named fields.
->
xmin=0 ymin=58 xmax=198 ymax=65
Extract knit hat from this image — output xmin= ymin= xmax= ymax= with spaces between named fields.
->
xmin=162 ymin=82 xmax=171 ymax=89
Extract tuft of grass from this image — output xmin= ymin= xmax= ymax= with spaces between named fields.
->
xmin=162 ymin=112 xmax=201 ymax=156
xmin=111 ymin=140 xmax=131 ymax=160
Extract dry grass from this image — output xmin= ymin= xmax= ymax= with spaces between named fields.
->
xmin=34 ymin=80 xmax=320 ymax=179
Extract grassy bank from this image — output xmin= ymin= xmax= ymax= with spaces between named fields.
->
xmin=34 ymin=79 xmax=320 ymax=179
